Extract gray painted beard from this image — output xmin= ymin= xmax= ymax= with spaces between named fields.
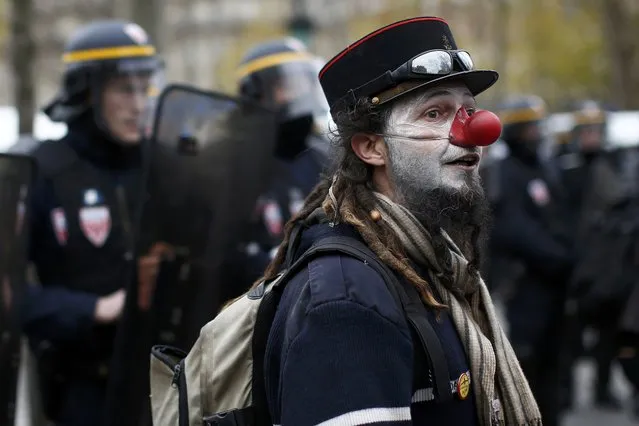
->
xmin=388 ymin=161 xmax=491 ymax=267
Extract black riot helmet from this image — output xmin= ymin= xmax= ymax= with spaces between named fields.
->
xmin=570 ymin=99 xmax=607 ymax=153
xmin=43 ymin=20 xmax=164 ymax=145
xmin=496 ymin=95 xmax=547 ymax=161
xmin=237 ymin=38 xmax=325 ymax=122
xmin=237 ymin=38 xmax=326 ymax=159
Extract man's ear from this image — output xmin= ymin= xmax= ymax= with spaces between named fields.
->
xmin=351 ymin=132 xmax=387 ymax=166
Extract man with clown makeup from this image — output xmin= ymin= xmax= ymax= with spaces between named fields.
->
xmin=258 ymin=17 xmax=542 ymax=426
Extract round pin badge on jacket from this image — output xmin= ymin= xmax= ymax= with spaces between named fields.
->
xmin=457 ymin=371 xmax=471 ymax=400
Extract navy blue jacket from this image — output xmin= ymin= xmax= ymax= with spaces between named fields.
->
xmin=264 ymin=223 xmax=478 ymax=425
xmin=490 ymin=151 xmax=572 ymax=351
xmin=21 ymin=120 xmax=142 ymax=345
xmin=490 ymin=155 xmax=571 ymax=276
xmin=225 ymin=141 xmax=327 ymax=302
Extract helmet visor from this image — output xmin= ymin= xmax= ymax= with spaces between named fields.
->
xmin=253 ymin=60 xmax=326 ymax=122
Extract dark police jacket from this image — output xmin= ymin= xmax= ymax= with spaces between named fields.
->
xmin=561 ymin=150 xmax=636 ymax=320
xmin=265 ymin=223 xmax=478 ymax=426
xmin=21 ymin=121 xmax=142 ymax=380
xmin=490 ymin=150 xmax=572 ymax=349
xmin=226 ymin=138 xmax=328 ymax=302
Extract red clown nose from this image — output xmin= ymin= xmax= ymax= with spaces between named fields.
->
xmin=449 ymin=107 xmax=502 ymax=147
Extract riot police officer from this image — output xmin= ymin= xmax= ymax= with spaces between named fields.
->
xmin=490 ymin=95 xmax=573 ymax=426
xmin=226 ymin=38 xmax=329 ymax=298
xmin=20 ymin=20 xmax=163 ymax=426
xmin=560 ymin=100 xmax=626 ymax=409
xmin=478 ymin=139 xmax=515 ymax=296
xmin=556 ymin=101 xmax=609 ymax=238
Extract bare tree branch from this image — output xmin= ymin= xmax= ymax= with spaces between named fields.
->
xmin=131 ymin=0 xmax=164 ymax=50
xmin=10 ymin=0 xmax=36 ymax=134
xmin=599 ymin=0 xmax=639 ymax=108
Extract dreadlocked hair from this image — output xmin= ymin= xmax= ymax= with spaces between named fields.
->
xmin=260 ymin=97 xmax=445 ymax=310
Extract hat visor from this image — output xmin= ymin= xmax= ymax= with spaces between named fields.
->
xmin=378 ymin=69 xmax=499 ymax=105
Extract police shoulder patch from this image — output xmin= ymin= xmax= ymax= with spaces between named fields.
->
xmin=527 ymin=178 xmax=550 ymax=206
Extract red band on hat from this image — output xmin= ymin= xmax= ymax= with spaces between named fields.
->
xmin=319 ymin=17 xmax=448 ymax=79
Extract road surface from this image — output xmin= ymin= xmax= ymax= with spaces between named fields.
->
xmin=563 ymin=360 xmax=638 ymax=426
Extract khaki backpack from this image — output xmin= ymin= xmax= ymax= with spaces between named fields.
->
xmin=149 ymin=233 xmax=452 ymax=426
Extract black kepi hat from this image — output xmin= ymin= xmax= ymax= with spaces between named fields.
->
xmin=319 ymin=17 xmax=498 ymax=115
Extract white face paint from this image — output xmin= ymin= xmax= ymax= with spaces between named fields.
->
xmin=384 ymin=82 xmax=482 ymax=196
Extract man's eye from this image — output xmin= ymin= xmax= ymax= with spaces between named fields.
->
xmin=425 ymin=109 xmax=440 ymax=119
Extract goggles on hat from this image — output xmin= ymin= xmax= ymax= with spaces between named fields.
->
xmin=396 ymin=49 xmax=474 ymax=79
xmin=341 ymin=49 xmax=475 ymax=106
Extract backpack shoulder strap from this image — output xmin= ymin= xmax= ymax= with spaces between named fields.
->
xmin=284 ymin=222 xmax=305 ymax=268
xmin=275 ymin=235 xmax=453 ymax=403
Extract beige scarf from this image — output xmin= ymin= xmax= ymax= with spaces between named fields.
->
xmin=372 ymin=192 xmax=542 ymax=426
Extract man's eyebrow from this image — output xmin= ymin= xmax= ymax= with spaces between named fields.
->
xmin=423 ymin=89 xmax=454 ymax=100
xmin=421 ymin=89 xmax=473 ymax=101
xmin=409 ymin=88 xmax=473 ymax=106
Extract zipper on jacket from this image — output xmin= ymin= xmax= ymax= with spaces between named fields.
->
xmin=177 ymin=358 xmax=189 ymax=426
xmin=171 ymin=362 xmax=182 ymax=388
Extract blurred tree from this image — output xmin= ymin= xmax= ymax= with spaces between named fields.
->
xmin=179 ymin=0 xmax=197 ymax=83
xmin=599 ymin=0 xmax=639 ymax=109
xmin=214 ymin=6 xmax=286 ymax=94
xmin=3 ymin=0 xmax=634 ymax=112
xmin=337 ymin=0 xmax=611 ymax=109
xmin=490 ymin=0 xmax=509 ymax=102
xmin=288 ymin=0 xmax=315 ymax=47
xmin=347 ymin=0 xmax=416 ymax=43
xmin=507 ymin=0 xmax=607 ymax=109
xmin=10 ymin=0 xmax=35 ymax=134
xmin=0 ymin=0 xmax=8 ymax=43
xmin=131 ymin=0 xmax=163 ymax=50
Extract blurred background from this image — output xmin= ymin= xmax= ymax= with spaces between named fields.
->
xmin=3 ymin=1 xmax=639 ymax=425
xmin=0 ymin=0 xmax=638 ymax=146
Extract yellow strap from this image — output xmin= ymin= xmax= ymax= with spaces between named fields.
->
xmin=236 ymin=51 xmax=312 ymax=80
xmin=574 ymin=112 xmax=605 ymax=126
xmin=499 ymin=106 xmax=546 ymax=125
xmin=63 ymin=45 xmax=156 ymax=63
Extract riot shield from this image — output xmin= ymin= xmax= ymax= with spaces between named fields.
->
xmin=0 ymin=154 xmax=35 ymax=426
xmin=104 ymin=85 xmax=278 ymax=426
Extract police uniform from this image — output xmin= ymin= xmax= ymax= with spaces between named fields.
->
xmin=478 ymin=140 xmax=523 ymax=296
xmin=20 ymin=20 xmax=162 ymax=426
xmin=490 ymin=96 xmax=572 ymax=426
xmin=226 ymin=39 xmax=330 ymax=299
xmin=557 ymin=101 xmax=625 ymax=409
xmin=555 ymin=101 xmax=611 ymax=243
